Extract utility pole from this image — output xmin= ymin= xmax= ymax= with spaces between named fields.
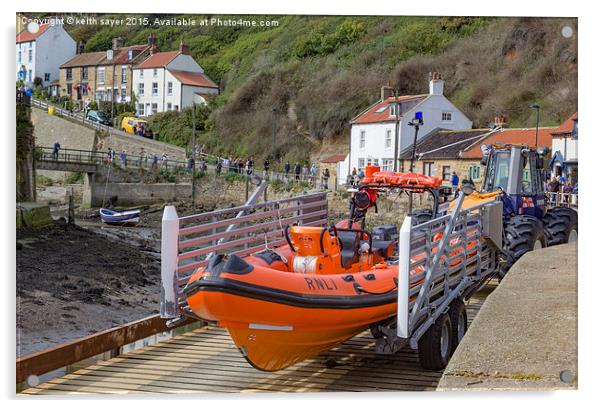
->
xmin=393 ymin=89 xmax=400 ymax=172
xmin=191 ymin=103 xmax=196 ymax=206
xmin=530 ymin=103 xmax=541 ymax=147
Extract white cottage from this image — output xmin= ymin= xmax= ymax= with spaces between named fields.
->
xmin=347 ymin=72 xmax=472 ymax=178
xmin=133 ymin=42 xmax=219 ymax=117
xmin=16 ymin=23 xmax=76 ymax=87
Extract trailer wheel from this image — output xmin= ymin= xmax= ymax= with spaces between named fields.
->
xmin=544 ymin=208 xmax=578 ymax=245
xmin=499 ymin=215 xmax=547 ymax=278
xmin=418 ymin=313 xmax=453 ymax=370
xmin=448 ymin=299 xmax=467 ymax=352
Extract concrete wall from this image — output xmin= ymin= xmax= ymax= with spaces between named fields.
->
xmin=85 ymin=177 xmax=192 ymax=207
xmin=31 ymin=107 xmax=97 ymax=180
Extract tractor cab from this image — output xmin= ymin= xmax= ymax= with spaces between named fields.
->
xmin=481 ymin=144 xmax=549 ymax=218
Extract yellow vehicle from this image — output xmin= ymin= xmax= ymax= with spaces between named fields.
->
xmin=120 ymin=117 xmax=148 ymax=135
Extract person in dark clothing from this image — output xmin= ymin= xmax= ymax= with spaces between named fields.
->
xmin=132 ymin=125 xmax=137 ymax=135
xmin=294 ymin=162 xmax=301 ymax=181
xmin=187 ymin=157 xmax=195 ymax=172
xmin=284 ymin=161 xmax=291 ymax=179
xmin=322 ymin=168 xmax=330 ymax=190
xmin=216 ymin=159 xmax=223 ymax=176
xmin=548 ymin=176 xmax=560 ymax=193
xmin=238 ymin=159 xmax=244 ymax=174
xmin=52 ymin=141 xmax=61 ymax=160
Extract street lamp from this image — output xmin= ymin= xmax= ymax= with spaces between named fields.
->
xmin=408 ymin=111 xmax=424 ymax=173
xmin=530 ymin=103 xmax=540 ymax=147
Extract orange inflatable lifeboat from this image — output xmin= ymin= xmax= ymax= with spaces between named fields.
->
xmin=361 ymin=165 xmax=442 ymax=190
xmin=184 ymin=220 xmax=479 ymax=371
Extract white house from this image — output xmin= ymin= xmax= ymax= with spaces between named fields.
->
xmin=16 ymin=23 xmax=76 ymax=87
xmin=550 ymin=112 xmax=578 ymax=183
xmin=346 ymin=72 xmax=472 ymax=179
xmin=133 ymin=42 xmax=219 ymax=117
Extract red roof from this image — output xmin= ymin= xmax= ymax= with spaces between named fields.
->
xmin=351 ymin=95 xmax=428 ymax=125
xmin=463 ymin=127 xmax=557 ymax=159
xmin=321 ymin=154 xmax=347 ymax=163
xmin=16 ymin=24 xmax=50 ymax=43
xmin=136 ymin=51 xmax=179 ymax=69
xmin=551 ymin=112 xmax=577 ymax=136
xmin=169 ymin=70 xmax=218 ymax=89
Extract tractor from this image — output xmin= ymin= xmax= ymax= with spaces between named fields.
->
xmin=411 ymin=143 xmax=578 ymax=277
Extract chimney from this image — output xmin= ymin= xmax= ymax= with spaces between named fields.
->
xmin=150 ymin=43 xmax=158 ymax=55
xmin=179 ymin=40 xmax=190 ymax=55
xmin=112 ymin=37 xmax=123 ymax=50
xmin=77 ymin=40 xmax=85 ymax=54
xmin=494 ymin=114 xmax=508 ymax=128
xmin=380 ymin=86 xmax=394 ymax=101
xmin=429 ymin=71 xmax=444 ymax=96
xmin=147 ymin=33 xmax=157 ymax=47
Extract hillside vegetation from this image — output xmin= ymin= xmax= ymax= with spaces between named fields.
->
xmin=61 ymin=15 xmax=577 ymax=161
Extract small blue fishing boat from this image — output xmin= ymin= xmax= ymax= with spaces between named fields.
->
xmin=99 ymin=208 xmax=141 ymax=225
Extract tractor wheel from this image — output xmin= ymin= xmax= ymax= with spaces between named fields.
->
xmin=499 ymin=215 xmax=547 ymax=278
xmin=448 ymin=299 xmax=468 ymax=352
xmin=418 ymin=312 xmax=453 ymax=371
xmin=543 ymin=207 xmax=578 ymax=246
xmin=411 ymin=209 xmax=433 ymax=226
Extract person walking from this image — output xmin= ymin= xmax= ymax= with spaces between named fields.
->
xmin=284 ymin=161 xmax=291 ymax=179
xmin=52 ymin=141 xmax=61 ymax=160
xmin=301 ymin=164 xmax=309 ymax=181
xmin=310 ymin=163 xmax=317 ymax=184
xmin=161 ymin=153 xmax=168 ymax=169
xmin=187 ymin=157 xmax=195 ymax=173
xmin=263 ymin=158 xmax=270 ymax=178
xmin=120 ymin=150 xmax=127 ymax=168
xmin=322 ymin=168 xmax=330 ymax=190
xmin=246 ymin=157 xmax=254 ymax=176
xmin=451 ymin=171 xmax=460 ymax=198
xmin=216 ymin=158 xmax=223 ymax=176
xmin=132 ymin=124 xmax=137 ymax=136
xmin=152 ymin=154 xmax=158 ymax=169
xmin=237 ymin=158 xmax=244 ymax=175
xmin=294 ymin=162 xmax=301 ymax=181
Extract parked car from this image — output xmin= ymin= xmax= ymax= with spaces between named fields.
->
xmin=86 ymin=110 xmax=112 ymax=126
xmin=120 ymin=116 xmax=149 ymax=135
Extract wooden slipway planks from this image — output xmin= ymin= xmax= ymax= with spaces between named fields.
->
xmin=20 ymin=284 xmax=495 ymax=395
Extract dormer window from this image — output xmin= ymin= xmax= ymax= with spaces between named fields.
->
xmin=128 ymin=50 xmax=133 ymax=60
xmin=442 ymin=112 xmax=452 ymax=121
xmin=389 ymin=104 xmax=396 ymax=116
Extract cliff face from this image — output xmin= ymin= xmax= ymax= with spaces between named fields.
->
xmin=61 ymin=15 xmax=576 ymax=161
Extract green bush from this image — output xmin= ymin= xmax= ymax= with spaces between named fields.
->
xmin=36 ymin=175 xmax=54 ymax=187
xmin=64 ymin=172 xmax=84 ymax=184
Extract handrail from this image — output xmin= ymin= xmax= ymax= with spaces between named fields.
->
xmin=16 ymin=314 xmax=195 ymax=385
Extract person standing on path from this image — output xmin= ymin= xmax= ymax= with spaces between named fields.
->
xmin=451 ymin=171 xmax=460 ymax=198
xmin=52 ymin=141 xmax=61 ymax=160
xmin=120 ymin=150 xmax=127 ymax=168
xmin=294 ymin=162 xmax=301 ymax=181
xmin=284 ymin=161 xmax=291 ymax=179
xmin=161 ymin=153 xmax=168 ymax=169
xmin=263 ymin=159 xmax=270 ymax=178
xmin=322 ymin=168 xmax=330 ymax=190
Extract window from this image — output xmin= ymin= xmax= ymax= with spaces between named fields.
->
xmin=167 ymin=82 xmax=173 ymax=95
xmin=167 ymin=102 xmax=172 ymax=110
xmin=97 ymin=67 xmax=105 ymax=84
xmin=385 ymin=129 xmax=392 ymax=149
xmin=140 ymin=70 xmax=144 ymax=79
xmin=81 ymin=83 xmax=88 ymax=96
xmin=359 ymin=130 xmax=366 ymax=149
xmin=67 ymin=83 xmax=72 ymax=95
xmin=81 ymin=66 xmax=88 ymax=80
xmin=121 ymin=66 xmax=127 ymax=84
xmin=153 ymin=68 xmax=158 ymax=77
xmin=120 ymin=87 xmax=126 ymax=101
xmin=137 ymin=103 xmax=144 ymax=116
xmin=469 ymin=165 xmax=481 ymax=181
xmin=174 ymin=105 xmax=179 ymax=111
xmin=128 ymin=50 xmax=133 ymax=60
xmin=358 ymin=158 xmax=365 ymax=170
xmin=28 ymin=49 xmax=32 ymax=62
xmin=442 ymin=112 xmax=452 ymax=121
xmin=375 ymin=105 xmax=388 ymax=113
xmin=423 ymin=162 xmax=435 ymax=177
xmin=18 ymin=51 xmax=21 ymax=63
xmin=382 ymin=159 xmax=394 ymax=171
xmin=28 ymin=70 xmax=32 ymax=82
xmin=151 ymin=103 xmax=158 ymax=114
xmin=66 ymin=68 xmax=72 ymax=81
xmin=152 ymin=82 xmax=158 ymax=96
xmin=442 ymin=165 xmax=451 ymax=181
xmin=138 ymin=83 xmax=144 ymax=96
xmin=44 ymin=73 xmax=50 ymax=82
xmin=389 ymin=104 xmax=396 ymax=116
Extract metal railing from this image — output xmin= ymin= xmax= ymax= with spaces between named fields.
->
xmin=546 ymin=192 xmax=578 ymax=209
xmin=395 ymin=193 xmax=500 ymax=350
xmin=160 ymin=190 xmax=329 ymax=323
